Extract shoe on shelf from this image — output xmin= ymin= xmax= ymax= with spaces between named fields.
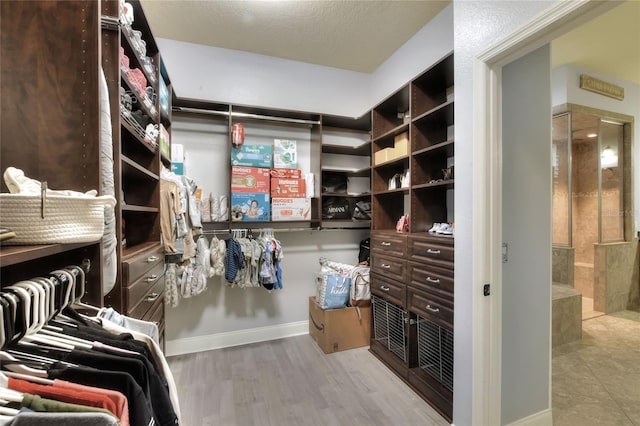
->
xmin=428 ymin=223 xmax=441 ymax=233
xmin=437 ymin=223 xmax=454 ymax=235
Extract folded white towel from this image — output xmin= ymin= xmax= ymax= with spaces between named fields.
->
xmin=4 ymin=167 xmax=98 ymax=197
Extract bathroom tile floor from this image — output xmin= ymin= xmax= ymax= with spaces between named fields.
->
xmin=553 ymin=309 xmax=640 ymax=425
xmin=582 ymin=296 xmax=606 ymax=321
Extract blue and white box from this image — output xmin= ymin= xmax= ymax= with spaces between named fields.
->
xmin=230 ymin=192 xmax=271 ymax=222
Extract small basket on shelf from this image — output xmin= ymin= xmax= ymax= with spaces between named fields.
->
xmin=0 ymin=169 xmax=116 ymax=245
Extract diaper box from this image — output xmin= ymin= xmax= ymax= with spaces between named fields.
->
xmin=231 ymin=166 xmax=270 ymax=193
xmin=271 ymin=197 xmax=311 ymax=221
xmin=273 ymin=139 xmax=297 ymax=169
xmin=230 ymin=192 xmax=271 ymax=222
xmin=231 ymin=144 xmax=273 ymax=168
xmin=271 ymin=178 xmax=306 ymax=198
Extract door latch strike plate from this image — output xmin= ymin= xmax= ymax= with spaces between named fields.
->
xmin=483 ymin=284 xmax=491 ymax=296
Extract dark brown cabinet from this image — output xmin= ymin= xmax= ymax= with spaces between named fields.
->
xmin=0 ymin=0 xmax=104 ymax=306
xmin=369 ymin=52 xmax=454 ymax=422
xmin=101 ymin=0 xmax=171 ymax=339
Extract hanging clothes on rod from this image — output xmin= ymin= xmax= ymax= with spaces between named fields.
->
xmin=0 ymin=263 xmax=181 ymax=426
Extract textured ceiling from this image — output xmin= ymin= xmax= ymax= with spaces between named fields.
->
xmin=139 ymin=0 xmax=638 ymax=83
xmin=551 ymin=0 xmax=640 ymax=84
xmin=139 ymin=0 xmax=450 ymax=73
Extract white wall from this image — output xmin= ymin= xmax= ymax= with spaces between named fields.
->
xmin=552 ymin=64 xmax=640 ymax=231
xmin=158 ymin=4 xmax=453 ymax=118
xmin=369 ymin=4 xmax=453 ymax=107
xmin=502 ymin=44 xmax=552 ymax=424
xmin=453 ymin=1 xmax=559 ymax=425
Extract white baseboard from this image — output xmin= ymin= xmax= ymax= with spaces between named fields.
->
xmin=506 ymin=409 xmax=552 ymax=426
xmin=165 ymin=320 xmax=309 ymax=356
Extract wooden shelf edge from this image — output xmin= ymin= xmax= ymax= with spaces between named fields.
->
xmin=373 ymin=122 xmax=409 ymax=142
xmin=321 ymin=141 xmax=371 ymax=156
xmin=412 ymin=99 xmax=454 ymax=123
xmin=412 ymin=179 xmax=454 ymax=190
xmin=122 ymin=241 xmax=162 ymax=260
xmin=373 ymin=188 xmax=409 ymax=196
xmin=321 ymin=192 xmax=371 ymax=198
xmin=121 ymin=155 xmax=160 ymax=180
xmin=0 ymin=242 xmax=98 ymax=267
xmin=322 ymin=167 xmax=370 ymax=176
xmin=373 ymin=155 xmax=409 ymax=168
xmin=412 ymin=140 xmax=454 ymax=157
xmin=122 ymin=204 xmax=160 ymax=213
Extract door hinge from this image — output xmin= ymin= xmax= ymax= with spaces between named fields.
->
xmin=483 ymin=284 xmax=491 ymax=296
xmin=502 ymin=242 xmax=508 ymax=263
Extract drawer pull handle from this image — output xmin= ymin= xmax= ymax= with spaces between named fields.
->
xmin=425 ymin=304 xmax=440 ymax=313
xmin=426 ymin=277 xmax=440 ymax=283
xmin=380 ymin=285 xmax=390 ymax=292
xmin=147 ymin=255 xmax=159 ymax=263
xmin=146 ymin=274 xmax=158 ymax=282
xmin=145 ymin=292 xmax=160 ymax=302
xmin=427 ymin=249 xmax=441 ymax=255
xmin=380 ymin=264 xmax=391 ymax=269
xmin=381 ymin=242 xmax=391 ymax=246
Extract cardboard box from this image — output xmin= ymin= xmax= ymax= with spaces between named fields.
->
xmin=231 ymin=166 xmax=270 ymax=193
xmin=271 ymin=178 xmax=306 ymax=198
xmin=273 ymin=139 xmax=297 ymax=169
xmin=271 ymin=197 xmax=311 ymax=221
xmin=270 ymin=168 xmax=302 ymax=179
xmin=374 ymin=148 xmax=393 ymax=165
xmin=308 ymin=296 xmax=371 ymax=354
xmin=230 ymin=192 xmax=271 ymax=222
xmin=393 ymin=132 xmax=409 ymax=157
xmin=231 ymin=144 xmax=273 ymax=168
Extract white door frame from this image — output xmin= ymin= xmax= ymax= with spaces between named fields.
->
xmin=471 ymin=1 xmax=621 ymax=424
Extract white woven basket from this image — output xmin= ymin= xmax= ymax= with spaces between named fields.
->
xmin=0 ymin=193 xmax=116 ymax=245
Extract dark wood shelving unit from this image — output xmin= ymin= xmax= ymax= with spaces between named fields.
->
xmin=369 ymin=52 xmax=454 ymax=423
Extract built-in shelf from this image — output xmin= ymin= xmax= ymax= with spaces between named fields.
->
xmin=322 ymin=167 xmax=370 ymax=177
xmin=121 ymin=73 xmax=157 ymax=121
xmin=321 ymin=192 xmax=371 ymax=198
xmin=122 ymin=204 xmax=160 ymax=213
xmin=373 ymin=122 xmax=410 ymax=142
xmin=121 ymin=117 xmax=156 ymax=154
xmin=0 ymin=242 xmax=98 ymax=267
xmin=122 ymin=155 xmax=159 ymax=180
xmin=412 ymin=99 xmax=454 ymax=123
xmin=373 ymin=155 xmax=409 ymax=169
xmin=322 ymin=142 xmax=371 ymax=156
xmin=373 ymin=187 xmax=410 ymax=196
xmin=412 ymin=140 xmax=454 ymax=157
xmin=412 ymin=179 xmax=454 ymax=190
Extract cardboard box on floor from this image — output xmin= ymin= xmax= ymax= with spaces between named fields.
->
xmin=308 ymin=296 xmax=371 ymax=354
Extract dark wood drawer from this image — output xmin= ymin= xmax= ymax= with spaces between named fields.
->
xmin=371 ymin=273 xmax=406 ymax=307
xmin=408 ymin=287 xmax=453 ymax=330
xmin=371 ymin=232 xmax=407 ymax=258
xmin=409 ymin=237 xmax=454 ymax=269
xmin=141 ymin=291 xmax=165 ymax=325
xmin=125 ymin=261 xmax=164 ymax=310
xmin=123 ymin=243 xmax=164 ymax=285
xmin=128 ymin=275 xmax=165 ymax=320
xmin=408 ymin=262 xmax=454 ymax=296
xmin=371 ymin=253 xmax=406 ymax=282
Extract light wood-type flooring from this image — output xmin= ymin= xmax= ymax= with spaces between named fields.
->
xmin=168 ymin=335 xmax=449 ymax=426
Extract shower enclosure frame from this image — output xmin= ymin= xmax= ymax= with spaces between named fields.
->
xmin=552 ymin=103 xmax=637 ymax=314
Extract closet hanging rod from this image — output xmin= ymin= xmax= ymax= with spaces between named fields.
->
xmin=173 ymin=106 xmax=321 ymax=125
xmin=202 ymin=226 xmax=320 ymax=235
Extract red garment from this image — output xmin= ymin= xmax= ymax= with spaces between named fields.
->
xmin=55 ymin=379 xmax=130 ymax=426
xmin=8 ymin=377 xmax=129 ymax=426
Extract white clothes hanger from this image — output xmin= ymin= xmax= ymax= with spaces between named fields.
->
xmin=0 ymin=351 xmax=48 ymax=378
